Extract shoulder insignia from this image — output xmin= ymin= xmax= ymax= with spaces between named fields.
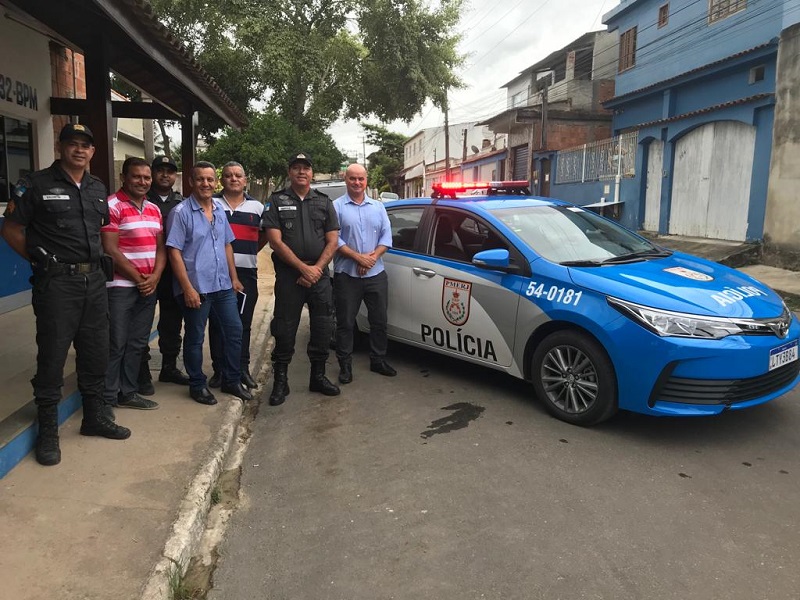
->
xmin=12 ymin=178 xmax=29 ymax=198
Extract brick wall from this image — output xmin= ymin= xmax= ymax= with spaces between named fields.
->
xmin=48 ymin=42 xmax=86 ymax=158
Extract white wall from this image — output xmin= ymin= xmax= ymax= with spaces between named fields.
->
xmin=0 ymin=15 xmax=55 ymax=172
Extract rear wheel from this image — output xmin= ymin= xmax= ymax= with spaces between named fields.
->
xmin=531 ymin=330 xmax=618 ymax=426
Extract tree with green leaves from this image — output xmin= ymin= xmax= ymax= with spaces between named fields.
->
xmin=363 ymin=124 xmax=407 ymax=194
xmin=199 ymin=110 xmax=345 ymax=186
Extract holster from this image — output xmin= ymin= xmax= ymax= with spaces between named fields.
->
xmin=101 ymin=254 xmax=115 ymax=281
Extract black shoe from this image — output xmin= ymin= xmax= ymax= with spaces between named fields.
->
xmin=370 ymin=360 xmax=397 ymax=377
xmin=338 ymin=360 xmax=353 ymax=384
xmin=159 ymin=366 xmax=190 ymax=385
xmin=208 ymin=372 xmax=222 ymax=389
xmin=118 ymin=393 xmax=159 ymax=410
xmin=241 ymin=368 xmax=258 ymax=389
xmin=137 ymin=379 xmax=156 ymax=396
xmin=221 ymin=381 xmax=253 ymax=401
xmin=190 ymin=386 xmax=217 ymax=405
xmin=309 ymin=375 xmax=341 ymax=396
xmin=80 ymin=416 xmax=131 ymax=440
xmin=35 ymin=434 xmax=61 ymax=466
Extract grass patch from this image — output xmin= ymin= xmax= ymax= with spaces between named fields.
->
xmin=210 ymin=486 xmax=222 ymax=506
xmin=167 ymin=558 xmax=201 ymax=600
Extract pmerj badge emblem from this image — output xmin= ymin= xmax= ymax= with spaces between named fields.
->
xmin=442 ymin=278 xmax=472 ymax=326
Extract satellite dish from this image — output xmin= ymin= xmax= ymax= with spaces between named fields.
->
xmin=470 ymin=145 xmax=480 ymax=154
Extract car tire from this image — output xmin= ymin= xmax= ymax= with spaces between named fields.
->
xmin=531 ymin=330 xmax=618 ymax=426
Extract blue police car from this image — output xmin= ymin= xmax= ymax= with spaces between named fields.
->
xmin=361 ymin=181 xmax=800 ymax=425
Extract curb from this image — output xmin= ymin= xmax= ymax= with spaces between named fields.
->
xmin=140 ymin=293 xmax=275 ymax=600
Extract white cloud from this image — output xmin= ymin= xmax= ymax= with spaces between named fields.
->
xmin=328 ymin=0 xmax=617 ymax=157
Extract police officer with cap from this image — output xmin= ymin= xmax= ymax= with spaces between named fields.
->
xmin=137 ymin=154 xmax=191 ymax=392
xmin=263 ymin=152 xmax=341 ymax=405
xmin=1 ymin=122 xmax=131 ymax=466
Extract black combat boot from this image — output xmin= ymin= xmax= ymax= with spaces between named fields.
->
xmin=137 ymin=356 xmax=155 ymax=396
xmin=35 ymin=404 xmax=61 ymax=466
xmin=309 ymin=361 xmax=340 ymax=396
xmin=269 ymin=363 xmax=290 ymax=406
xmin=338 ymin=357 xmax=353 ymax=384
xmin=80 ymin=397 xmax=131 ymax=440
xmin=158 ymin=354 xmax=190 ymax=385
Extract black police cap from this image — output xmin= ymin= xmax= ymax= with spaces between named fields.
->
xmin=288 ymin=152 xmax=313 ymax=167
xmin=151 ymin=155 xmax=178 ymax=171
xmin=59 ymin=123 xmax=94 ymax=143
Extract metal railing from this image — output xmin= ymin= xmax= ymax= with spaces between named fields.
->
xmin=555 ymin=131 xmax=638 ymax=184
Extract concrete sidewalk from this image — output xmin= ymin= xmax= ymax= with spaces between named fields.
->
xmin=0 ymin=253 xmax=275 ymax=600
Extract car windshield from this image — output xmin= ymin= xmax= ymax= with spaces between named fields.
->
xmin=490 ymin=205 xmax=666 ymax=265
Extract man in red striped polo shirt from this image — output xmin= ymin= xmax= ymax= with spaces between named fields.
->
xmin=100 ymin=157 xmax=167 ymax=418
xmin=208 ymin=161 xmax=267 ymax=389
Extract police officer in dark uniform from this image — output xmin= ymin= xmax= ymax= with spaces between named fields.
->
xmin=137 ymin=155 xmax=190 ymax=392
xmin=1 ymin=123 xmax=131 ymax=466
xmin=263 ymin=152 xmax=341 ymax=406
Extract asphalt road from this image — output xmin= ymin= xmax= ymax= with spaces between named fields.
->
xmin=209 ymin=324 xmax=800 ymax=600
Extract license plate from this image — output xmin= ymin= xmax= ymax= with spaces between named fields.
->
xmin=769 ymin=340 xmax=799 ymax=371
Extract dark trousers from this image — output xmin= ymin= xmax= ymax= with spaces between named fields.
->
xmin=270 ymin=268 xmax=333 ymax=366
xmin=334 ymin=270 xmax=389 ymax=361
xmin=181 ymin=288 xmax=243 ymax=390
xmin=156 ymin=269 xmax=183 ymax=360
xmin=30 ymin=269 xmax=108 ymax=408
xmin=104 ymin=287 xmax=157 ymax=404
xmin=210 ymin=267 xmax=258 ymax=373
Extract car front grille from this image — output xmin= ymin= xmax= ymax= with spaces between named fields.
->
xmin=650 ymin=361 xmax=800 ymax=406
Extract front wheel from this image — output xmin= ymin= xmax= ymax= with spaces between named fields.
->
xmin=531 ymin=330 xmax=618 ymax=426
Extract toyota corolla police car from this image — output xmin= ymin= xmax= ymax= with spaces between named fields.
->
xmin=358 ymin=180 xmax=800 ymax=426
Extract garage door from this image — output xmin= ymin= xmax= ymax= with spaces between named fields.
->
xmin=512 ymin=146 xmax=529 ymax=181
xmin=669 ymin=121 xmax=754 ymax=241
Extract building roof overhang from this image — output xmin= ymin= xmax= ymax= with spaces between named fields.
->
xmin=3 ymin=0 xmax=247 ymax=128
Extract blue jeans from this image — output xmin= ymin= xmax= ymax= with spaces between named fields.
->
xmin=181 ymin=288 xmax=243 ymax=390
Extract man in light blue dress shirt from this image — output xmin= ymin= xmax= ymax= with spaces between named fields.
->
xmin=333 ymin=163 xmax=396 ymax=384
xmin=166 ymin=161 xmax=252 ymax=405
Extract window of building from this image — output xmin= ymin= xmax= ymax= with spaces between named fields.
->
xmin=709 ymin=0 xmax=746 ymax=23
xmin=749 ymin=65 xmax=766 ymax=84
xmin=658 ymin=4 xmax=669 ymax=27
xmin=0 ymin=116 xmax=34 ymax=206
xmin=619 ymin=27 xmax=637 ymax=72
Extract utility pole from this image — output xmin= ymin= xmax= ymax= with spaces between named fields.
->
xmin=443 ymin=93 xmax=451 ymax=181
xmin=462 ymin=128 xmax=468 ymax=162
xmin=360 ymin=136 xmax=367 ymax=167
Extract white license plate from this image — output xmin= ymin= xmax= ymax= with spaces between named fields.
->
xmin=769 ymin=340 xmax=799 ymax=371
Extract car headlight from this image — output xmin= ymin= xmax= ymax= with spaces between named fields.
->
xmin=607 ymin=297 xmax=751 ymax=339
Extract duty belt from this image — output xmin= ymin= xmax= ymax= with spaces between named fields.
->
xmin=47 ymin=261 xmax=100 ymax=275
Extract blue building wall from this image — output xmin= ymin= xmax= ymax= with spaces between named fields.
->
xmin=596 ymin=0 xmax=796 ymax=240
xmin=603 ymin=0 xmax=789 ymax=96
xmin=0 ymin=216 xmax=33 ymax=313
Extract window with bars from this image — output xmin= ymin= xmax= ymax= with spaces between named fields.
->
xmin=658 ymin=3 xmax=669 ymax=27
xmin=709 ymin=0 xmax=746 ymax=23
xmin=619 ymin=27 xmax=637 ymax=72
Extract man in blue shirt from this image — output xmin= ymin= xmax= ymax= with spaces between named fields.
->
xmin=166 ymin=161 xmax=252 ymax=404
xmin=333 ymin=163 xmax=396 ymax=384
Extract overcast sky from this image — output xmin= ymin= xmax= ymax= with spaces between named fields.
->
xmin=329 ymin=0 xmax=619 ymax=159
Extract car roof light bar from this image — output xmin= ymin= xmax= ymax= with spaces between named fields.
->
xmin=431 ymin=180 xmax=531 ymax=199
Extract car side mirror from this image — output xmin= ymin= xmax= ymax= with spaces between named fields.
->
xmin=472 ymin=248 xmax=511 ymax=270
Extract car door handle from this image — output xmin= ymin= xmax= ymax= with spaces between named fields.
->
xmin=412 ymin=267 xmax=437 ymax=278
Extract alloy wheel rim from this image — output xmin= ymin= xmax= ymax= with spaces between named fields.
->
xmin=540 ymin=344 xmax=599 ymax=414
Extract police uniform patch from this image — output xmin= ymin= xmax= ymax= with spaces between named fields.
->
xmin=13 ymin=178 xmax=28 ymax=198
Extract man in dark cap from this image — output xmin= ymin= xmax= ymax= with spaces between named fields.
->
xmin=262 ymin=152 xmax=341 ymax=406
xmin=137 ymin=154 xmax=191 ymax=394
xmin=1 ymin=122 xmax=131 ymax=466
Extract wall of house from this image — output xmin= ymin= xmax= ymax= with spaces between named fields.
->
xmin=593 ymin=31 xmax=619 ymax=81
xmin=765 ymin=22 xmax=800 ymax=256
xmin=606 ymin=0 xmax=786 ymax=97
xmin=0 ymin=18 xmax=56 ymax=313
